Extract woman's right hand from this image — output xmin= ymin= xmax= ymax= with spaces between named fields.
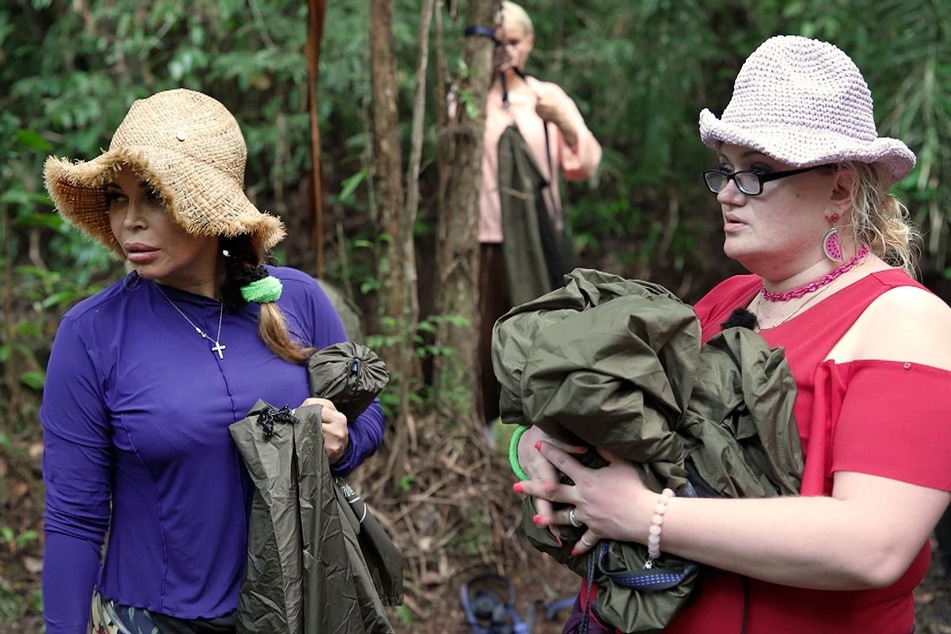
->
xmin=299 ymin=397 xmax=349 ymax=463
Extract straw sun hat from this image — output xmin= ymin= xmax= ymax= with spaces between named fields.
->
xmin=699 ymin=35 xmax=915 ymax=183
xmin=44 ymin=88 xmax=285 ymax=259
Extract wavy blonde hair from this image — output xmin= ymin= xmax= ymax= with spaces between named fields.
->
xmin=843 ymin=162 xmax=920 ymax=276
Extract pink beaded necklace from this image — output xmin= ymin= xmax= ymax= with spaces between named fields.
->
xmin=761 ymin=245 xmax=870 ymax=302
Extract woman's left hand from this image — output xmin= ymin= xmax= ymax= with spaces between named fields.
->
xmin=299 ymin=397 xmax=350 ymax=463
xmin=515 ymin=442 xmax=651 ymax=555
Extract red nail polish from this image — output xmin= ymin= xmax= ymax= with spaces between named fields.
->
xmin=570 ymin=549 xmax=579 ymax=557
xmin=532 ymin=514 xmax=543 ymax=525
xmin=512 ymin=482 xmax=524 ymax=493
xmin=534 ymin=441 xmax=542 ymax=450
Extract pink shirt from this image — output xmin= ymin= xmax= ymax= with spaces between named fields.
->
xmin=479 ymin=76 xmax=602 ymax=244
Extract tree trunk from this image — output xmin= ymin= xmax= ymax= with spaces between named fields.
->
xmin=432 ymin=0 xmax=499 ymax=426
xmin=306 ymin=0 xmax=327 ymax=277
xmin=367 ymin=0 xmax=422 ymax=474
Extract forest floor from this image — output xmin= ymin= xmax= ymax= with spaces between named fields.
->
xmin=2 ymin=421 xmax=951 ymax=633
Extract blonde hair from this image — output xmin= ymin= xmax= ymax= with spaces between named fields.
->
xmin=501 ymin=1 xmax=534 ymax=35
xmin=844 ymin=162 xmax=920 ymax=276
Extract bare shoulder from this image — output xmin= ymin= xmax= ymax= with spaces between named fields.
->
xmin=843 ymin=285 xmax=951 ymax=370
xmin=530 ymin=76 xmax=570 ymax=99
xmin=866 ymin=284 xmax=951 ymax=321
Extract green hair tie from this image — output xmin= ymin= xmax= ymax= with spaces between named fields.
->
xmin=240 ymin=276 xmax=283 ymax=303
xmin=509 ymin=424 xmax=531 ymax=481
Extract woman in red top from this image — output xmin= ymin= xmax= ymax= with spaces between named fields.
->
xmin=513 ymin=35 xmax=951 ymax=633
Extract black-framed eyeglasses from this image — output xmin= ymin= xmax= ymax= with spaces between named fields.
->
xmin=702 ymin=165 xmax=820 ymax=196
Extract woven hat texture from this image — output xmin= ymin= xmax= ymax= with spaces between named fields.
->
xmin=44 ymin=89 xmax=285 ymax=258
xmin=699 ymin=35 xmax=915 ymax=183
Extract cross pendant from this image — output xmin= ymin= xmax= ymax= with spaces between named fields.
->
xmin=211 ymin=342 xmax=226 ymax=359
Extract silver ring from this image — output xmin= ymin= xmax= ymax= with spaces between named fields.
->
xmin=568 ymin=508 xmax=582 ymax=528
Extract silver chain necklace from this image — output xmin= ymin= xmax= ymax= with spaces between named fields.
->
xmin=753 ymin=280 xmax=834 ymax=331
xmin=154 ymin=283 xmax=227 ymax=359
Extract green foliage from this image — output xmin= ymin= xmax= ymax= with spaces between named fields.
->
xmin=0 ymin=523 xmax=42 ymax=625
xmin=0 ymin=526 xmax=40 ymax=552
xmin=2 ymin=0 xmax=948 ymax=285
xmin=397 ymin=474 xmax=416 ymax=493
xmin=1 ymin=0 xmax=949 ymax=428
xmin=414 ymin=314 xmax=470 ymax=360
xmin=365 ymin=313 xmax=470 ymax=418
xmin=0 ymin=578 xmax=26 ymax=626
xmin=1 ymin=45 xmax=116 ymax=446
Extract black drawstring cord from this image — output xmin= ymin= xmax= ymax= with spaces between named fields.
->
xmin=503 ymin=66 xmax=530 ymax=109
xmin=256 ymin=405 xmax=298 ymax=440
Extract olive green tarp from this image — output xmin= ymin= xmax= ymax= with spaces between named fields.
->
xmin=229 ymin=343 xmax=401 ymax=634
xmin=492 ymin=268 xmax=803 ymax=632
xmin=498 ymin=124 xmax=577 ymax=306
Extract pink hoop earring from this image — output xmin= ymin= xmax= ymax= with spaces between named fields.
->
xmin=822 ymin=214 xmax=844 ymax=262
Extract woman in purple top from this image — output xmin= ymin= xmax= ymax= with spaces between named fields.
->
xmin=41 ymin=89 xmax=385 ymax=633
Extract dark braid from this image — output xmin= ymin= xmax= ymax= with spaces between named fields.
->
xmin=220 ymin=235 xmax=265 ymax=312
xmin=219 ymin=234 xmax=314 ymax=365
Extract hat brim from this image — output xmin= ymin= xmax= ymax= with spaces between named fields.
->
xmin=44 ymin=147 xmax=285 ymax=259
xmin=699 ymin=109 xmax=916 ymax=184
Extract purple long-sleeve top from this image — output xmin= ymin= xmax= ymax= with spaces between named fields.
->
xmin=40 ymin=266 xmax=385 ymax=633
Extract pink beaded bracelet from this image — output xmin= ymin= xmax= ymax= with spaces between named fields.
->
xmin=646 ymin=487 xmax=675 ymax=563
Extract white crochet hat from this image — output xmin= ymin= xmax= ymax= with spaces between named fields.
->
xmin=44 ymin=89 xmax=285 ymax=259
xmin=699 ymin=35 xmax=915 ymax=184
